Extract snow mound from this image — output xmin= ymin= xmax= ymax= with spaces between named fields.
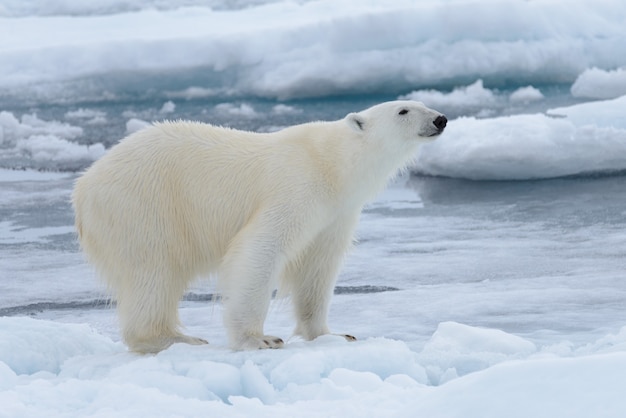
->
xmin=0 ymin=317 xmax=119 ymax=375
xmin=403 ymin=352 xmax=626 ymax=418
xmin=0 ymin=111 xmax=104 ymax=171
xmin=509 ymin=86 xmax=544 ymax=103
xmin=419 ymin=322 xmax=536 ymax=384
xmin=571 ymin=67 xmax=626 ymax=100
xmin=414 ymin=95 xmax=626 ymax=180
xmin=125 ymin=118 xmax=151 ymax=134
xmin=1 ymin=0 xmax=625 ymax=100
xmin=401 ymin=80 xmax=497 ymax=116
xmin=401 ymin=80 xmax=546 ymax=117
xmin=214 ymin=103 xmax=259 ymax=118
xmin=1 ymin=317 xmax=626 ymax=417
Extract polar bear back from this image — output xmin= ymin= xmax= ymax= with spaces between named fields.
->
xmin=73 ymin=120 xmax=353 ymax=279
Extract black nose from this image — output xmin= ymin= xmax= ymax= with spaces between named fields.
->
xmin=433 ymin=115 xmax=447 ymax=131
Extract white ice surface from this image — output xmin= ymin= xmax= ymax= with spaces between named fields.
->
xmin=0 ymin=111 xmax=105 ymax=171
xmin=401 ymin=79 xmax=498 ymax=116
xmin=571 ymin=67 xmax=626 ymax=100
xmin=509 ymin=85 xmax=544 ymax=103
xmin=0 ymin=0 xmax=625 ymax=99
xmin=1 ymin=317 xmax=625 ymax=417
xmin=414 ymin=95 xmax=626 ymax=180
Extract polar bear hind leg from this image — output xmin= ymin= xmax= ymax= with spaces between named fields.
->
xmin=113 ymin=265 xmax=207 ymax=353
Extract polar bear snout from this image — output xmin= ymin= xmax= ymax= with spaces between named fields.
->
xmin=427 ymin=115 xmax=447 ymax=137
xmin=422 ymin=114 xmax=447 ymax=137
xmin=433 ymin=115 xmax=447 ymax=132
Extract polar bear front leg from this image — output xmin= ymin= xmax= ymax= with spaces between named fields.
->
xmin=219 ymin=220 xmax=288 ymax=350
xmin=290 ymin=214 xmax=360 ymax=341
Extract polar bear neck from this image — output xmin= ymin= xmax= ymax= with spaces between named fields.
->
xmin=276 ymin=120 xmax=421 ymax=206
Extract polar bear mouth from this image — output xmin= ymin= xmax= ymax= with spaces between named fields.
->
xmin=425 ymin=128 xmax=445 ymax=138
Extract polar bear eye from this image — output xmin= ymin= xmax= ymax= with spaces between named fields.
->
xmin=398 ymin=109 xmax=409 ymax=115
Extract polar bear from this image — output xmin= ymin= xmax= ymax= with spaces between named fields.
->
xmin=72 ymin=101 xmax=447 ymax=353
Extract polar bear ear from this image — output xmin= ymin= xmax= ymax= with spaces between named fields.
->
xmin=346 ymin=113 xmax=365 ymax=132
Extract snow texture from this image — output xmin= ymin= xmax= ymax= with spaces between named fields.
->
xmin=414 ymin=95 xmax=626 ymax=180
xmin=571 ymin=67 xmax=626 ymax=99
xmin=0 ymin=0 xmax=625 ymax=99
xmin=1 ymin=317 xmax=625 ymax=417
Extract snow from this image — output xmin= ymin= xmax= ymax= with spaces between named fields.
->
xmin=271 ymin=104 xmax=302 ymax=115
xmin=125 ymin=118 xmax=151 ymax=134
xmin=165 ymin=86 xmax=218 ymax=100
xmin=571 ymin=67 xmax=626 ymax=99
xmin=403 ymin=352 xmax=626 ymax=418
xmin=414 ymin=95 xmax=626 ymax=180
xmin=0 ymin=0 xmax=278 ymax=17
xmin=1 ymin=317 xmax=625 ymax=417
xmin=1 ymin=0 xmax=625 ymax=100
xmin=159 ymin=101 xmax=176 ymax=114
xmin=401 ymin=80 xmax=545 ymax=116
xmin=64 ymin=108 xmax=106 ymax=120
xmin=418 ymin=322 xmax=536 ymax=384
xmin=1 ymin=0 xmax=626 ymax=176
xmin=509 ymin=85 xmax=544 ymax=103
xmin=214 ymin=103 xmax=259 ymax=118
xmin=401 ymin=80 xmax=498 ymax=116
xmin=0 ymin=111 xmax=105 ymax=171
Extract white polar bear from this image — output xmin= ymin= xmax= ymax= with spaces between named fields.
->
xmin=72 ymin=101 xmax=447 ymax=353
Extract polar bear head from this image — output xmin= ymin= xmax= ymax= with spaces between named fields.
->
xmin=346 ymin=100 xmax=447 ymax=143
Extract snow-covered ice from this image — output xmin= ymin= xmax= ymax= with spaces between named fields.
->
xmin=0 ymin=111 xmax=105 ymax=171
xmin=414 ymin=95 xmax=626 ymax=180
xmin=2 ymin=0 xmax=626 ymax=416
xmin=401 ymin=80 xmax=498 ymax=117
xmin=509 ymin=86 xmax=544 ymax=104
xmin=571 ymin=67 xmax=626 ymax=100
xmin=1 ymin=0 xmax=625 ymax=101
xmin=1 ymin=317 xmax=626 ymax=417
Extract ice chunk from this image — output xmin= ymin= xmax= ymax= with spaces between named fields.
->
xmin=571 ymin=67 xmax=626 ymax=100
xmin=509 ymin=86 xmax=544 ymax=103
xmin=415 ymin=96 xmax=626 ymax=180
xmin=126 ymin=118 xmax=151 ymax=134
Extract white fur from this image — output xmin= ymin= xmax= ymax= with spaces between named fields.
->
xmin=72 ymin=100 xmax=445 ymax=353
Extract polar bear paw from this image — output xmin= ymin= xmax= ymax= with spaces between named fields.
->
xmin=128 ymin=333 xmax=208 ymax=354
xmin=179 ymin=335 xmax=209 ymax=346
xmin=261 ymin=336 xmax=285 ymax=349
xmin=237 ymin=335 xmax=285 ymax=350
